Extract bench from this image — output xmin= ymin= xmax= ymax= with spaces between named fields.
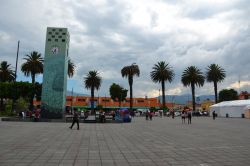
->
xmin=65 ymin=115 xmax=73 ymax=122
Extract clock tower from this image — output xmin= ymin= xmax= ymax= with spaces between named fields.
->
xmin=41 ymin=27 xmax=69 ymax=119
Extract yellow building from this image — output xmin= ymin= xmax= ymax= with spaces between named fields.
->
xmin=201 ymin=99 xmax=215 ymax=112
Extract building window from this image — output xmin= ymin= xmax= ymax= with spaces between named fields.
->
xmin=78 ymin=99 xmax=85 ymax=102
xmin=52 ymin=35 xmax=55 ymax=38
xmin=52 ymin=29 xmax=55 ymax=31
xmin=66 ymin=99 xmax=72 ymax=101
xmin=48 ymin=39 xmax=51 ymax=41
xmin=59 ymin=29 xmax=62 ymax=31
xmin=48 ymin=32 xmax=52 ymax=34
xmin=62 ymin=32 xmax=66 ymax=35
xmin=55 ymin=39 xmax=58 ymax=42
xmin=137 ymin=100 xmax=144 ymax=103
xmin=58 ymin=36 xmax=62 ymax=38
xmin=62 ymin=39 xmax=65 ymax=42
xmin=102 ymin=99 xmax=110 ymax=102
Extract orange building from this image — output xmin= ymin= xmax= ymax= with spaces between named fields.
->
xmin=34 ymin=96 xmax=178 ymax=109
xmin=239 ymin=91 xmax=250 ymax=100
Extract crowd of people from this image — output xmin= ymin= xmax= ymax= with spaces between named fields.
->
xmin=181 ymin=109 xmax=192 ymax=124
xmin=18 ymin=106 xmax=41 ymax=122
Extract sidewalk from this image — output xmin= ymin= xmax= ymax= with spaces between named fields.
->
xmin=0 ymin=117 xmax=250 ymax=166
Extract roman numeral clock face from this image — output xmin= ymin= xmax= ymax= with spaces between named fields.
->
xmin=51 ymin=46 xmax=59 ymax=55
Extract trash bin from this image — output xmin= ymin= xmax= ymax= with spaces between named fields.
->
xmin=226 ymin=113 xmax=229 ymax=118
xmin=242 ymin=114 xmax=245 ymax=118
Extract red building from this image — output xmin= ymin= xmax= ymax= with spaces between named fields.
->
xmin=34 ymin=96 xmax=177 ymax=109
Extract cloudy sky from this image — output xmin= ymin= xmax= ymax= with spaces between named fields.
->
xmin=1 ymin=0 xmax=250 ymax=98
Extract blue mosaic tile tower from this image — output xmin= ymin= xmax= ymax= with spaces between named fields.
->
xmin=41 ymin=27 xmax=70 ymax=119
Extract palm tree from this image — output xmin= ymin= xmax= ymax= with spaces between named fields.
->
xmin=0 ymin=61 xmax=15 ymax=82
xmin=150 ymin=61 xmax=174 ymax=108
xmin=206 ymin=64 xmax=226 ymax=103
xmin=121 ymin=63 xmax=140 ymax=110
xmin=84 ymin=71 xmax=102 ymax=112
xmin=21 ymin=51 xmax=43 ymax=110
xmin=21 ymin=51 xmax=43 ymax=84
xmin=181 ymin=66 xmax=205 ymax=112
xmin=0 ymin=61 xmax=15 ymax=111
xmin=68 ymin=59 xmax=75 ymax=78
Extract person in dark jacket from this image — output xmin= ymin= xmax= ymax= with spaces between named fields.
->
xmin=69 ymin=109 xmax=79 ymax=130
xmin=187 ymin=110 xmax=192 ymax=124
xmin=212 ymin=111 xmax=216 ymax=120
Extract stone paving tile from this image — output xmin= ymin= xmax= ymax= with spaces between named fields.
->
xmin=1 ymin=117 xmax=250 ymax=166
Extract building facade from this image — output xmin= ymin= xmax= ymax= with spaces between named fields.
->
xmin=35 ymin=96 xmax=179 ymax=110
xmin=41 ymin=27 xmax=70 ymax=118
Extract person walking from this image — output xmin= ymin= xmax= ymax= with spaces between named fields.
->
xmin=171 ymin=110 xmax=175 ymax=119
xmin=212 ymin=111 xmax=216 ymax=120
xmin=34 ymin=109 xmax=40 ymax=122
xmin=187 ymin=110 xmax=192 ymax=124
xmin=149 ymin=111 xmax=153 ymax=121
xmin=181 ymin=110 xmax=186 ymax=124
xmin=69 ymin=108 xmax=79 ymax=130
xmin=145 ymin=111 xmax=149 ymax=120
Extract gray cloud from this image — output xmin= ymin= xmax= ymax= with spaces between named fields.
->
xmin=1 ymin=0 xmax=250 ymax=97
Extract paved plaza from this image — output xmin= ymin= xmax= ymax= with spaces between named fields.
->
xmin=0 ymin=117 xmax=250 ymax=166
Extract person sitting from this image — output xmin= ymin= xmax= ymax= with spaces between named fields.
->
xmin=100 ymin=111 xmax=106 ymax=123
xmin=34 ymin=110 xmax=40 ymax=122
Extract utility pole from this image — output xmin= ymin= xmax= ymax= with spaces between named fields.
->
xmin=71 ymin=87 xmax=73 ymax=114
xmin=105 ymin=94 xmax=106 ymax=108
xmin=15 ymin=41 xmax=20 ymax=81
xmin=12 ymin=41 xmax=20 ymax=113
xmin=238 ymin=75 xmax=241 ymax=94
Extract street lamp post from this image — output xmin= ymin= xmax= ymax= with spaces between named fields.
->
xmin=12 ymin=41 xmax=20 ymax=113
xmin=71 ymin=88 xmax=73 ymax=114
xmin=14 ymin=41 xmax=20 ymax=81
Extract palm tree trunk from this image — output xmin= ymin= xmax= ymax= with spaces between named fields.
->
xmin=214 ymin=81 xmax=218 ymax=103
xmin=129 ymin=84 xmax=133 ymax=110
xmin=161 ymin=80 xmax=165 ymax=108
xmin=129 ymin=77 xmax=133 ymax=110
xmin=91 ymin=87 xmax=94 ymax=111
xmin=191 ymin=83 xmax=196 ymax=111
xmin=29 ymin=74 xmax=35 ymax=111
xmin=0 ymin=97 xmax=4 ymax=112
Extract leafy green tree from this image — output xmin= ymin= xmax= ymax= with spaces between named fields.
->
xmin=84 ymin=71 xmax=102 ymax=111
xmin=150 ymin=61 xmax=174 ymax=108
xmin=121 ymin=63 xmax=140 ymax=110
xmin=0 ymin=61 xmax=15 ymax=111
xmin=109 ymin=83 xmax=128 ymax=107
xmin=219 ymin=89 xmax=238 ymax=102
xmin=16 ymin=97 xmax=29 ymax=112
xmin=34 ymin=83 xmax=42 ymax=101
xmin=0 ymin=82 xmax=36 ymax=112
xmin=206 ymin=64 xmax=226 ymax=103
xmin=181 ymin=66 xmax=205 ymax=111
xmin=21 ymin=51 xmax=43 ymax=110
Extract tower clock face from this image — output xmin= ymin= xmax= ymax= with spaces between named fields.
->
xmin=51 ymin=46 xmax=59 ymax=55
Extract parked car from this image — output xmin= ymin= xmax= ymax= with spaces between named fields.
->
xmin=201 ymin=111 xmax=209 ymax=116
xmin=154 ymin=111 xmax=159 ymax=116
xmin=174 ymin=112 xmax=181 ymax=116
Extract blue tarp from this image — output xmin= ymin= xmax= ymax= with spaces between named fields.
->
xmin=115 ymin=108 xmax=131 ymax=123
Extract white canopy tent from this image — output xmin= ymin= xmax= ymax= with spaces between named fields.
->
xmin=209 ymin=100 xmax=250 ymax=118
